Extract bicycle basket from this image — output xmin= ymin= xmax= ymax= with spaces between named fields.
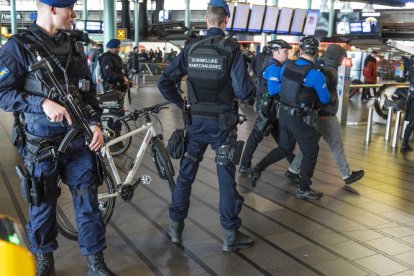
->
xmin=167 ymin=128 xmax=185 ymax=159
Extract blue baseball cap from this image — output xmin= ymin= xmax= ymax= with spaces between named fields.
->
xmin=39 ymin=0 xmax=77 ymax=7
xmin=208 ymin=0 xmax=231 ymax=18
xmin=106 ymin=39 xmax=121 ymax=49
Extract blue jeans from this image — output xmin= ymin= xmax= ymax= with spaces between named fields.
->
xmin=169 ymin=117 xmax=243 ymax=230
xmin=24 ymin=124 xmax=106 ymax=256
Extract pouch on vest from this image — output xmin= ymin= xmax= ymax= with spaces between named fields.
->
xmin=167 ymin=128 xmax=186 ymax=159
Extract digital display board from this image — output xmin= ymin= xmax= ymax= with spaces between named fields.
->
xmin=247 ymin=5 xmax=266 ymax=33
xmin=276 ymin=7 xmax=293 ymax=34
xmin=226 ymin=2 xmax=235 ymax=31
xmin=262 ymin=6 xmax=279 ymax=33
xmin=85 ymin=20 xmax=102 ymax=33
xmin=232 ymin=2 xmax=250 ymax=32
xmin=290 ymin=9 xmax=307 ymax=35
xmin=349 ymin=21 xmax=363 ymax=33
xmin=303 ymin=9 xmax=320 ymax=36
xmin=336 ymin=21 xmax=350 ymax=35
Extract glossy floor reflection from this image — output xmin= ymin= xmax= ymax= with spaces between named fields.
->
xmin=1 ymin=86 xmax=414 ymax=275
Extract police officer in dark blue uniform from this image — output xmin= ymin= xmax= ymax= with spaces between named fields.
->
xmin=158 ymin=0 xmax=255 ymax=251
xmin=251 ymin=36 xmax=330 ymax=200
xmin=239 ymin=39 xmax=295 ymax=176
xmin=0 ymin=1 xmax=115 ymax=275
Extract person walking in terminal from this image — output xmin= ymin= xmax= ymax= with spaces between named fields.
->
xmin=251 ymin=36 xmax=331 ymax=200
xmin=401 ymin=55 xmax=414 ymax=153
xmin=362 ymin=50 xmax=378 ymax=100
xmin=158 ymin=0 xmax=255 ymax=251
xmin=285 ymin=45 xmax=365 ymax=185
xmin=239 ymin=39 xmax=295 ymax=177
xmin=0 ymin=0 xmax=115 ymax=275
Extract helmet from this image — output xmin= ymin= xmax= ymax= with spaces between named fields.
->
xmin=268 ymin=39 xmax=292 ymax=51
xmin=299 ymin=36 xmax=320 ymax=55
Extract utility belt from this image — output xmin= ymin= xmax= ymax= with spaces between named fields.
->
xmin=279 ymin=104 xmax=318 ymax=127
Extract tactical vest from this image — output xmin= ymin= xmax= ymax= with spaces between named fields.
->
xmin=279 ymin=60 xmax=316 ymax=108
xmin=186 ymin=35 xmax=239 ymax=116
xmin=257 ymin=60 xmax=282 ymax=99
xmin=11 ymin=26 xmax=92 ymax=105
xmin=318 ymin=65 xmax=338 ymax=116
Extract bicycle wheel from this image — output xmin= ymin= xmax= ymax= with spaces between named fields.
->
xmin=135 ymin=113 xmax=163 ymax=135
xmin=56 ymin=170 xmax=116 ymax=241
xmin=151 ymin=138 xmax=176 ymax=194
xmin=374 ymin=90 xmax=389 ymax=119
xmin=102 ymin=114 xmax=132 ymax=156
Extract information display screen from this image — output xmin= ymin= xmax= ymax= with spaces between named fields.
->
xmin=232 ymin=3 xmax=250 ymax=32
xmin=336 ymin=21 xmax=350 ymax=35
xmin=85 ymin=20 xmax=102 ymax=33
xmin=290 ymin=9 xmax=307 ymax=35
xmin=247 ymin=5 xmax=266 ymax=33
xmin=276 ymin=7 xmax=293 ymax=34
xmin=226 ymin=2 xmax=236 ymax=31
xmin=262 ymin=6 xmax=279 ymax=33
xmin=303 ymin=9 xmax=320 ymax=36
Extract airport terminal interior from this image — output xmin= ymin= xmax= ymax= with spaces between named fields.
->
xmin=2 ymin=0 xmax=414 ymax=275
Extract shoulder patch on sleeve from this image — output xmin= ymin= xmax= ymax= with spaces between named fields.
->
xmin=0 ymin=66 xmax=10 ymax=80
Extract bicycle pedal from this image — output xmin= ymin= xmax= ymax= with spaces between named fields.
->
xmin=141 ymin=175 xmax=151 ymax=185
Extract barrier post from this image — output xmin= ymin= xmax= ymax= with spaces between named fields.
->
xmin=392 ymin=111 xmax=403 ymax=148
xmin=384 ymin=106 xmax=393 ymax=142
xmin=365 ymin=107 xmax=374 ymax=143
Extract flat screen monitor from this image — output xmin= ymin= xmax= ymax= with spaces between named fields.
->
xmin=232 ymin=2 xmax=250 ymax=32
xmin=85 ymin=20 xmax=102 ymax=33
xmin=75 ymin=20 xmax=85 ymax=31
xmin=226 ymin=2 xmax=236 ymax=31
xmin=277 ymin=7 xmax=293 ymax=34
xmin=303 ymin=9 xmax=320 ymax=36
xmin=262 ymin=6 xmax=279 ymax=33
xmin=290 ymin=9 xmax=307 ymax=35
xmin=247 ymin=5 xmax=266 ymax=33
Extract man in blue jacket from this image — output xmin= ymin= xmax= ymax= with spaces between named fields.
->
xmin=158 ymin=0 xmax=255 ymax=251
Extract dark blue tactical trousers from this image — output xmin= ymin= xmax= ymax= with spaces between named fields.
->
xmin=257 ymin=109 xmax=319 ymax=191
xmin=24 ymin=124 xmax=106 ymax=256
xmin=169 ymin=117 xmax=243 ymax=230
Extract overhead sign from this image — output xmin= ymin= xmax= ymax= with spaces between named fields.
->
xmin=117 ymin=28 xmax=127 ymax=40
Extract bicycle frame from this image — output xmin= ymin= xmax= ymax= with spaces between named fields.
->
xmin=98 ymin=121 xmax=158 ymax=200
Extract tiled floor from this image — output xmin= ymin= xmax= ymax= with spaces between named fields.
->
xmin=1 ymin=85 xmax=414 ymax=275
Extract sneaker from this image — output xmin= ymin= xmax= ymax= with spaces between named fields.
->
xmin=239 ymin=165 xmax=253 ymax=176
xmin=285 ymin=170 xmax=300 ymax=184
xmin=344 ymin=170 xmax=365 ymax=185
xmin=250 ymin=167 xmax=261 ymax=187
xmin=295 ymin=188 xmax=323 ymax=200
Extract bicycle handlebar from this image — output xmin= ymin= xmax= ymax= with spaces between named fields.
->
xmin=116 ymin=101 xmax=171 ymax=122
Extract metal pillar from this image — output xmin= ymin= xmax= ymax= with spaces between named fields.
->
xmin=134 ymin=0 xmax=140 ymax=47
xmin=104 ymin=0 xmax=116 ymax=49
xmin=83 ymin=0 xmax=88 ymax=20
xmin=307 ymin=0 xmax=312 ymax=10
xmin=11 ymin=0 xmax=17 ymax=35
xmin=392 ymin=111 xmax=403 ymax=148
xmin=365 ymin=107 xmax=373 ymax=143
xmin=384 ymin=107 xmax=393 ymax=142
xmin=328 ymin=0 xmax=334 ymax=37
xmin=185 ymin=0 xmax=190 ymax=29
xmin=271 ymin=0 xmax=278 ymax=40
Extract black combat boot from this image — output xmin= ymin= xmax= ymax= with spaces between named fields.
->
xmin=87 ymin=252 xmax=116 ymax=276
xmin=168 ymin=220 xmax=185 ymax=243
xmin=36 ymin=252 xmax=55 ymax=276
xmin=400 ymin=142 xmax=413 ymax=153
xmin=250 ymin=166 xmax=261 ymax=187
xmin=222 ymin=229 xmax=254 ymax=252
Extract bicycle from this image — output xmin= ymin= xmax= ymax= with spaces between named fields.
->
xmin=56 ymin=101 xmax=175 ymax=241
xmin=100 ymin=101 xmax=163 ymax=156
